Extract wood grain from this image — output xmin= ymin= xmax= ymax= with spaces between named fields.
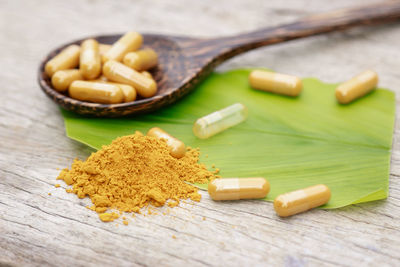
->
xmin=1 ymin=0 xmax=400 ymax=266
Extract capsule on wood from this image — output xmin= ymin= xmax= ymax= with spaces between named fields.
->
xmin=123 ymin=49 xmax=158 ymax=71
xmin=147 ymin=127 xmax=186 ymax=158
xmin=94 ymin=80 xmax=137 ymax=103
xmin=274 ymin=184 xmax=331 ymax=217
xmin=69 ymin=81 xmax=124 ymax=104
xmin=102 ymin=32 xmax=143 ymax=63
xmin=99 ymin=44 xmax=112 ymax=56
xmin=141 ymin=71 xmax=153 ymax=79
xmin=249 ymin=70 xmax=302 ymax=97
xmin=45 ymin=45 xmax=80 ymax=77
xmin=103 ymin=60 xmax=157 ymax=98
xmin=335 ymin=70 xmax=378 ymax=104
xmin=80 ymin=39 xmax=101 ymax=80
xmin=208 ymin=178 xmax=270 ymax=201
xmin=51 ymin=69 xmax=82 ymax=92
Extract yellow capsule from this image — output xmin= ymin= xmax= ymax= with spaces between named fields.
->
xmin=208 ymin=178 xmax=270 ymax=201
xmin=80 ymin=39 xmax=101 ymax=80
xmin=147 ymin=127 xmax=186 ymax=158
xmin=94 ymin=80 xmax=137 ymax=103
xmin=335 ymin=70 xmax=378 ymax=104
xmin=249 ymin=70 xmax=302 ymax=97
xmin=99 ymin=44 xmax=112 ymax=56
xmin=123 ymin=49 xmax=158 ymax=71
xmin=97 ymin=75 xmax=109 ymax=82
xmin=45 ymin=45 xmax=80 ymax=77
xmin=102 ymin=32 xmax=143 ymax=63
xmin=69 ymin=81 xmax=124 ymax=104
xmin=193 ymin=103 xmax=248 ymax=139
xmin=103 ymin=60 xmax=157 ymax=98
xmin=51 ymin=69 xmax=82 ymax=92
xmin=141 ymin=71 xmax=153 ymax=79
xmin=274 ymin=184 xmax=331 ymax=217
xmin=79 ymin=39 xmax=101 ymax=80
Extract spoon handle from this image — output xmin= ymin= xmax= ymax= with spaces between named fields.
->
xmin=191 ymin=1 xmax=400 ymax=61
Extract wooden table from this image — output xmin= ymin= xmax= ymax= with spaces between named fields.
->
xmin=1 ymin=0 xmax=400 ymax=266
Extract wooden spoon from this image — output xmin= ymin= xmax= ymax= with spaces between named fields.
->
xmin=38 ymin=1 xmax=400 ymax=117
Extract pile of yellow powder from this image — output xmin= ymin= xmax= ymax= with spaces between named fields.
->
xmin=57 ymin=131 xmax=218 ymax=222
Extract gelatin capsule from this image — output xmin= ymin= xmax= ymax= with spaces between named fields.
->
xmin=45 ymin=45 xmax=80 ymax=77
xmin=97 ymin=75 xmax=108 ymax=82
xmin=123 ymin=49 xmax=158 ymax=71
xmin=141 ymin=71 xmax=153 ymax=79
xmin=102 ymin=32 xmax=143 ymax=63
xmin=80 ymin=39 xmax=101 ymax=80
xmin=208 ymin=178 xmax=270 ymax=200
xmin=94 ymin=80 xmax=137 ymax=103
xmin=69 ymin=81 xmax=124 ymax=104
xmin=103 ymin=60 xmax=157 ymax=98
xmin=147 ymin=127 xmax=186 ymax=158
xmin=249 ymin=70 xmax=302 ymax=96
xmin=51 ymin=69 xmax=82 ymax=92
xmin=335 ymin=70 xmax=378 ymax=104
xmin=274 ymin=184 xmax=331 ymax=217
xmin=99 ymin=44 xmax=112 ymax=56
xmin=193 ymin=103 xmax=248 ymax=139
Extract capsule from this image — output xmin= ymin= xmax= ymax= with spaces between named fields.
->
xmin=94 ymin=80 xmax=137 ymax=103
xmin=193 ymin=103 xmax=248 ymax=139
xmin=123 ymin=49 xmax=158 ymax=71
xmin=274 ymin=184 xmax=331 ymax=217
xmin=249 ymin=70 xmax=302 ymax=97
xmin=335 ymin=70 xmax=378 ymax=104
xmin=103 ymin=60 xmax=157 ymax=98
xmin=69 ymin=81 xmax=124 ymax=104
xmin=45 ymin=45 xmax=80 ymax=77
xmin=147 ymin=127 xmax=186 ymax=158
xmin=51 ymin=69 xmax=83 ymax=92
xmin=79 ymin=39 xmax=101 ymax=80
xmin=141 ymin=71 xmax=153 ymax=79
xmin=99 ymin=44 xmax=112 ymax=56
xmin=102 ymin=32 xmax=143 ymax=63
xmin=208 ymin=178 xmax=270 ymax=201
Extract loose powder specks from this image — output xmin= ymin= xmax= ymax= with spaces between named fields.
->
xmin=57 ymin=131 xmax=217 ymax=222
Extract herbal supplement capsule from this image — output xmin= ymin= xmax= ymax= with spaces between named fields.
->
xmin=193 ymin=103 xmax=248 ymax=139
xmin=208 ymin=178 xmax=270 ymax=201
xmin=123 ymin=49 xmax=158 ymax=71
xmin=141 ymin=71 xmax=153 ymax=79
xmin=99 ymin=44 xmax=112 ymax=56
xmin=335 ymin=70 xmax=378 ymax=104
xmin=80 ymin=39 xmax=101 ymax=80
xmin=69 ymin=81 xmax=124 ymax=104
xmin=94 ymin=80 xmax=136 ymax=103
xmin=274 ymin=184 xmax=331 ymax=217
xmin=102 ymin=32 xmax=143 ymax=63
xmin=249 ymin=70 xmax=302 ymax=97
xmin=51 ymin=69 xmax=83 ymax=92
xmin=98 ymin=75 xmax=108 ymax=82
xmin=45 ymin=45 xmax=80 ymax=77
xmin=147 ymin=127 xmax=185 ymax=158
xmin=103 ymin=60 xmax=157 ymax=98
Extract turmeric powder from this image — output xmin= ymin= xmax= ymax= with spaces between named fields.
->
xmin=57 ymin=131 xmax=217 ymax=222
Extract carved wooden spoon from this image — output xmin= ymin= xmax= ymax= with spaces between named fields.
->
xmin=38 ymin=1 xmax=400 ymax=117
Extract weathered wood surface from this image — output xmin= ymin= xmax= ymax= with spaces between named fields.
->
xmin=1 ymin=0 xmax=400 ymax=266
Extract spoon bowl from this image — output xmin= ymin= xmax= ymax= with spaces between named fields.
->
xmin=38 ymin=1 xmax=400 ymax=117
xmin=38 ymin=34 xmax=202 ymax=117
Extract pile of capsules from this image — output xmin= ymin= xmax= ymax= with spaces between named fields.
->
xmin=45 ymin=32 xmax=158 ymax=104
xmin=149 ymin=68 xmax=380 ymax=217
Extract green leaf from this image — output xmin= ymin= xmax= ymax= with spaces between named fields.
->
xmin=61 ymin=69 xmax=395 ymax=209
